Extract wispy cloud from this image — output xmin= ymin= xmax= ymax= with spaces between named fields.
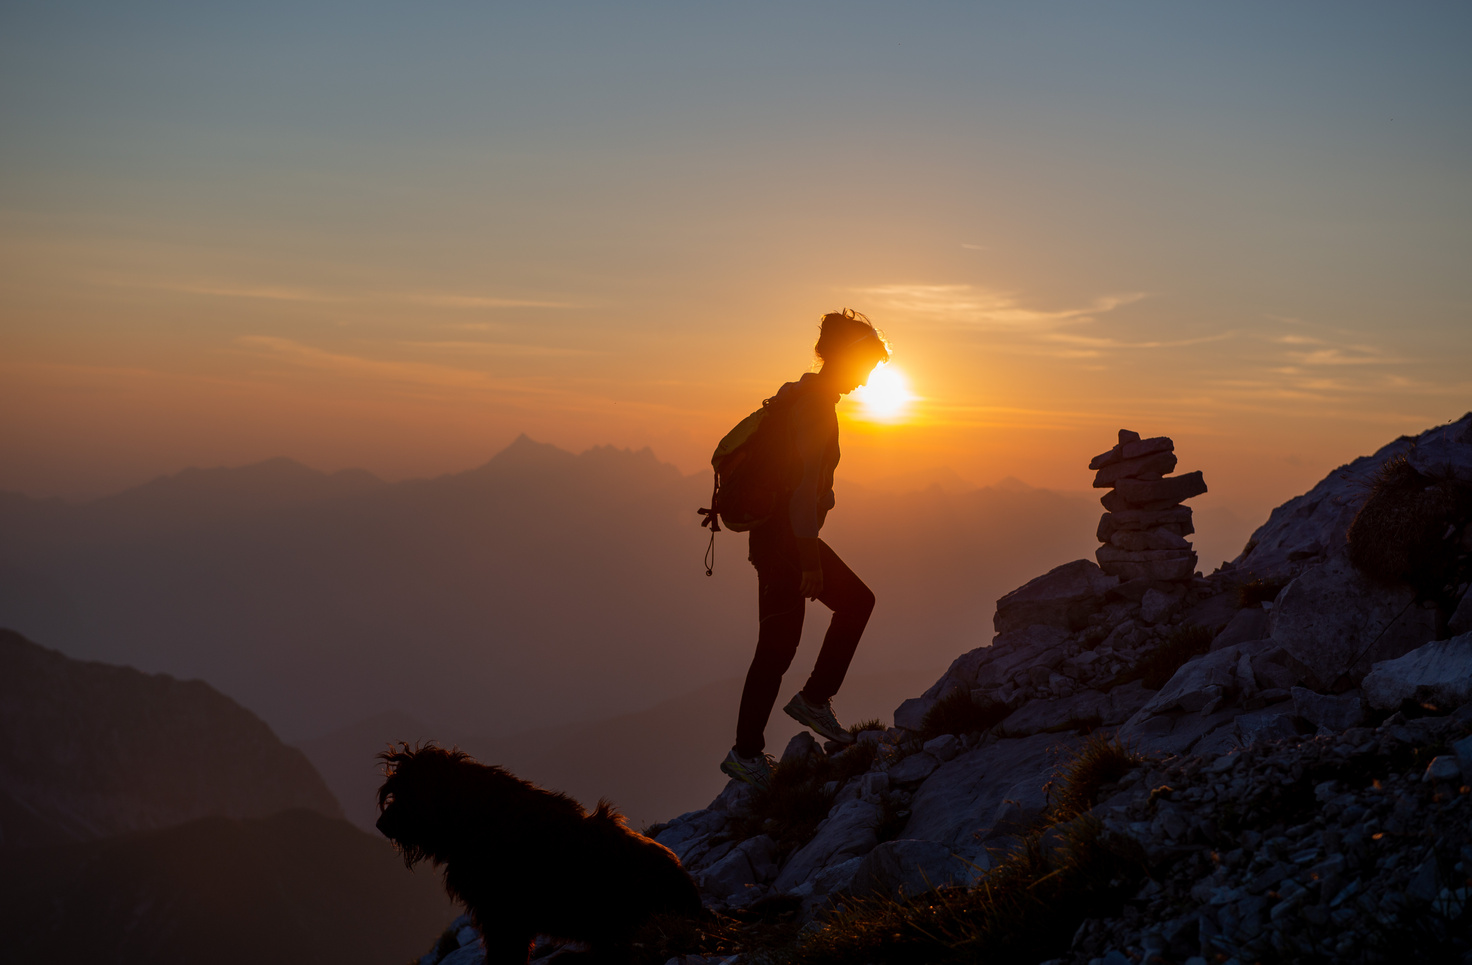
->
xmin=859 ymin=284 xmax=1146 ymax=332
xmin=124 ymin=278 xmax=580 ymax=310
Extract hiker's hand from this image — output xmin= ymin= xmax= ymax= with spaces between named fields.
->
xmin=800 ymin=568 xmax=824 ymax=600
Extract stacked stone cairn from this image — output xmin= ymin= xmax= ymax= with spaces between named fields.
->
xmin=1092 ymin=428 xmax=1207 ymax=583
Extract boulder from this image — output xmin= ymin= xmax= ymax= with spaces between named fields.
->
xmin=1290 ymin=687 xmax=1365 ymax=732
xmin=1407 ymin=437 xmax=1472 ymax=483
xmin=781 ymin=732 xmax=822 ymax=765
xmin=653 ymin=810 xmax=729 ymax=864
xmin=1232 ymin=416 xmax=1472 ymax=579
xmin=994 ymin=560 xmax=1118 ymax=633
xmin=1361 ymin=633 xmax=1472 ymax=711
xmin=851 ymin=839 xmax=975 ymax=899
xmin=904 ymin=732 xmax=1071 ymax=846
xmin=1211 ymin=607 xmax=1270 ymax=651
xmin=1450 ymin=585 xmax=1472 ymax=636
xmin=886 ymin=751 xmax=941 ymax=785
xmin=1139 ymin=587 xmax=1180 ymax=624
xmin=1140 ymin=645 xmax=1253 ymax=716
xmin=1236 ymin=711 xmax=1298 ymax=746
xmin=701 ymin=834 xmax=780 ymax=899
xmin=1270 ymin=553 xmax=1439 ymax=688
xmin=1114 ymin=471 xmax=1208 ymax=506
xmin=997 ymin=690 xmax=1110 ymax=738
xmin=771 ymin=799 xmax=882 ymax=893
xmin=922 ymin=734 xmax=961 ymax=761
xmin=1094 ymin=450 xmax=1178 ymax=487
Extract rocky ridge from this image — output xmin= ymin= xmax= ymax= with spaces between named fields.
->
xmin=637 ymin=412 xmax=1472 ymax=963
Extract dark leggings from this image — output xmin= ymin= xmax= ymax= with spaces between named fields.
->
xmin=734 ymin=532 xmax=875 ymax=757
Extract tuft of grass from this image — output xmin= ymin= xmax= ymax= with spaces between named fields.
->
xmin=1114 ymin=623 xmax=1215 ymax=691
xmin=1348 ymin=453 xmax=1472 ymax=602
xmin=917 ymin=690 xmax=1009 ymax=742
xmin=776 ymin=735 xmax=1148 ymax=965
xmin=731 ymin=742 xmax=885 ymax=856
xmin=848 ymin=718 xmax=885 ymax=737
xmin=782 ymin=816 xmax=1145 ymax=965
xmin=1047 ymin=732 xmax=1142 ymax=823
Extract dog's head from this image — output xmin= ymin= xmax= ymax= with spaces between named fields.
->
xmin=375 ymin=743 xmax=472 ymax=867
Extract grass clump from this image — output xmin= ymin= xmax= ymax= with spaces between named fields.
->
xmin=848 ymin=718 xmax=885 ymax=737
xmin=1348 ymin=453 xmax=1472 ymax=603
xmin=780 ymin=737 xmax=1149 ymax=965
xmin=1047 ymin=732 xmax=1142 ymax=823
xmin=917 ymin=690 xmax=1009 ymax=742
xmin=732 ymin=742 xmax=884 ymax=855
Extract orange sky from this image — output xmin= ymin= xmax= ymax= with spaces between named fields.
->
xmin=2 ymin=3 xmax=1469 ymax=541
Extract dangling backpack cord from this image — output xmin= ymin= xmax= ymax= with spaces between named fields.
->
xmin=696 ymin=386 xmax=802 ymax=576
xmin=698 ymin=477 xmax=721 ymax=576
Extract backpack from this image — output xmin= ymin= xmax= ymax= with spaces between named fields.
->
xmin=697 ymin=383 xmax=805 ymax=574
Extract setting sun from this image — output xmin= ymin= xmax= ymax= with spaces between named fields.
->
xmin=853 ymin=364 xmax=915 ymax=421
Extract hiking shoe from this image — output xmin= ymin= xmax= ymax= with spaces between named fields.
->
xmin=783 ymin=692 xmax=855 ymax=745
xmin=720 ymin=748 xmax=774 ymax=791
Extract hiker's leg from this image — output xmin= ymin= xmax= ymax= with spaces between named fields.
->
xmin=802 ymin=540 xmax=875 ymax=703
xmin=734 ymin=558 xmax=805 ymax=757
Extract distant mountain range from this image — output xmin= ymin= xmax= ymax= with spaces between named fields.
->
xmin=0 ymin=629 xmax=340 ymax=847
xmin=0 ymin=435 xmax=1115 ymax=743
xmin=0 ymin=809 xmax=453 ymax=965
xmin=0 ymin=630 xmax=454 ymax=964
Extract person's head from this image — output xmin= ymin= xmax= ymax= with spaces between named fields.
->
xmin=814 ymin=309 xmax=890 ymax=394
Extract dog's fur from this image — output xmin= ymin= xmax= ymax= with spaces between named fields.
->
xmin=376 ymin=744 xmax=702 ymax=964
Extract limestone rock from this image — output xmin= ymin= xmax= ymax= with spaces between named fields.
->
xmin=1450 ymin=585 xmax=1472 ymax=636
xmin=1235 ymin=710 xmax=1298 ymax=745
xmin=997 ymin=690 xmax=1110 ymax=738
xmin=1290 ymin=687 xmax=1365 ymax=732
xmin=886 ymin=751 xmax=941 ymax=785
xmin=771 ymin=799 xmax=881 ymax=893
xmin=1233 ymin=414 xmax=1471 ymax=579
xmin=922 ymin=734 xmax=961 ymax=761
xmin=1140 ymin=644 xmax=1261 ymax=717
xmin=1361 ymin=633 xmax=1472 ymax=710
xmin=903 ymin=732 xmax=1071 ymax=847
xmin=1270 ymin=552 xmax=1439 ymax=688
xmin=1139 ymin=587 xmax=1180 ymax=623
xmin=852 ymin=839 xmax=975 ymax=899
xmin=781 ymin=732 xmax=821 ymax=765
xmin=1211 ymin=607 xmax=1269 ymax=651
xmin=994 ymin=559 xmax=1118 ymax=633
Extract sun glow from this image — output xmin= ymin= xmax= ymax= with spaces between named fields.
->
xmin=853 ymin=363 xmax=915 ymax=421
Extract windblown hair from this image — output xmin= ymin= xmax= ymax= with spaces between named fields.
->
xmin=375 ymin=743 xmax=701 ymax=965
xmin=815 ymin=308 xmax=890 ymax=367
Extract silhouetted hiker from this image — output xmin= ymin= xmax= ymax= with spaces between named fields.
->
xmin=717 ymin=310 xmax=889 ymax=790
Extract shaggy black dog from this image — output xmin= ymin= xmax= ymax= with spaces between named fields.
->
xmin=375 ymin=745 xmax=701 ymax=964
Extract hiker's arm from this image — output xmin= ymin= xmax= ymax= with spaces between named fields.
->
xmin=788 ymin=395 xmax=827 ymax=597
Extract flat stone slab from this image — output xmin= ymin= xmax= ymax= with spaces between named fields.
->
xmin=1114 ymin=471 xmax=1208 ymax=506
xmin=1093 ymin=449 xmax=1178 ymax=488
xmin=1090 ymin=435 xmax=1174 ymax=470
xmin=1362 ymin=633 xmax=1472 ymax=711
